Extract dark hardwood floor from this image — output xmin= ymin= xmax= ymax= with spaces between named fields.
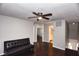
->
xmin=31 ymin=36 xmax=64 ymax=56
xmin=29 ymin=42 xmax=65 ymax=56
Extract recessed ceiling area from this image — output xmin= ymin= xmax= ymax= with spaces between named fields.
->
xmin=0 ymin=3 xmax=79 ymax=22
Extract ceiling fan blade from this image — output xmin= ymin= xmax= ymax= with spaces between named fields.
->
xmin=32 ymin=12 xmax=38 ymax=15
xmin=42 ymin=16 xmax=50 ymax=20
xmin=43 ymin=13 xmax=52 ymax=16
xmin=28 ymin=16 xmax=37 ymax=19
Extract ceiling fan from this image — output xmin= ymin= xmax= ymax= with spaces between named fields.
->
xmin=28 ymin=12 xmax=52 ymax=21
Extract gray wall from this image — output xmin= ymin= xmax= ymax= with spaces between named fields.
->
xmin=66 ymin=22 xmax=79 ymax=50
xmin=69 ymin=23 xmax=78 ymax=39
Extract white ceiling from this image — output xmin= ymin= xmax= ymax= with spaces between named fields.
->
xmin=0 ymin=3 xmax=79 ymax=22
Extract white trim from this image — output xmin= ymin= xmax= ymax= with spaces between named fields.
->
xmin=53 ymin=45 xmax=65 ymax=50
xmin=0 ymin=53 xmax=4 ymax=56
xmin=33 ymin=23 xmax=44 ymax=42
xmin=36 ymin=24 xmax=44 ymax=42
xmin=42 ymin=41 xmax=65 ymax=50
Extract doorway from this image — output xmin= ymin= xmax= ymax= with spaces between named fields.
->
xmin=36 ymin=24 xmax=44 ymax=43
xmin=37 ymin=27 xmax=42 ymax=43
xmin=49 ymin=25 xmax=54 ymax=47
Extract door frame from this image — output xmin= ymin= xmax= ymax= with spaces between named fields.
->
xmin=33 ymin=23 xmax=44 ymax=43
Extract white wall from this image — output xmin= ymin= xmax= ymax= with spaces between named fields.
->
xmin=69 ymin=23 xmax=78 ymax=39
xmin=0 ymin=15 xmax=34 ymax=54
xmin=44 ymin=24 xmax=49 ymax=42
xmin=53 ymin=20 xmax=66 ymax=50
xmin=43 ymin=20 xmax=66 ymax=50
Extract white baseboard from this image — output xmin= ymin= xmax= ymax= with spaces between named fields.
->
xmin=53 ymin=45 xmax=65 ymax=50
xmin=0 ymin=53 xmax=4 ymax=56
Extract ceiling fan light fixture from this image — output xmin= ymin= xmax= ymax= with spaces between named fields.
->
xmin=29 ymin=12 xmax=52 ymax=21
xmin=72 ymin=22 xmax=75 ymax=25
xmin=38 ymin=17 xmax=42 ymax=20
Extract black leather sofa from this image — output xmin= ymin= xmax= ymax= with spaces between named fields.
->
xmin=3 ymin=38 xmax=34 ymax=56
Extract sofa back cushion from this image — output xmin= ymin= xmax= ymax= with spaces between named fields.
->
xmin=4 ymin=38 xmax=30 ymax=52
